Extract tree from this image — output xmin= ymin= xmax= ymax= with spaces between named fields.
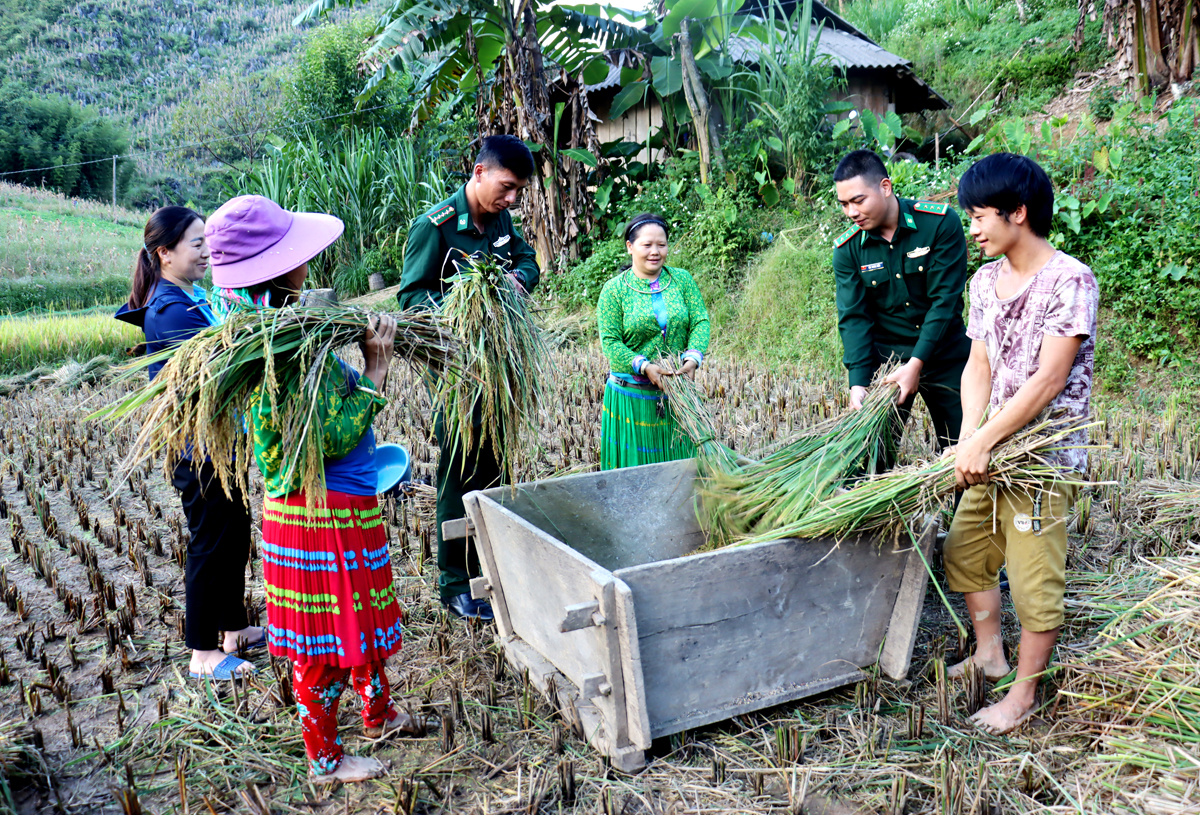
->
xmin=293 ymin=0 xmax=648 ymax=270
xmin=0 ymin=91 xmax=134 ymax=201
xmin=284 ymin=20 xmax=413 ymax=136
xmin=1091 ymin=0 xmax=1199 ymax=97
xmin=603 ymin=0 xmax=820 ymax=191
xmin=172 ymin=71 xmax=284 ymax=169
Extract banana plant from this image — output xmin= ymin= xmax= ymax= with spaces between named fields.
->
xmin=294 ymin=0 xmax=649 ymax=270
xmin=297 ymin=0 xmax=642 ymax=117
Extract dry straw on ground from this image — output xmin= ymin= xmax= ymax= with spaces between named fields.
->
xmin=0 ymin=344 xmax=1198 ymax=813
xmin=1059 ymin=548 xmax=1200 ymax=813
xmin=1130 ymin=478 xmax=1200 ymax=541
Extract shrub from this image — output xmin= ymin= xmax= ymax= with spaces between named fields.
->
xmin=1001 ymin=50 xmax=1074 ymax=95
xmin=678 ymin=187 xmax=759 ymax=291
xmin=284 ymin=20 xmax=412 ymax=137
xmin=967 ymin=99 xmax=1200 ymax=365
xmin=544 ymin=240 xmax=628 ymax=310
xmin=1088 ymin=84 xmax=1120 ymax=121
xmin=336 ymin=243 xmax=406 ymax=299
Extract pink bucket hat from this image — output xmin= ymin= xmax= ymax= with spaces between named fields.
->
xmin=205 ymin=195 xmax=344 ymax=288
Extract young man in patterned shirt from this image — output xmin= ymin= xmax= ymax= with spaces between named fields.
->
xmin=944 ymin=153 xmax=1099 ymax=735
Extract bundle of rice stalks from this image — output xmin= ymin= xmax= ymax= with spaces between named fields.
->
xmin=91 ymin=303 xmax=456 ymax=504
xmin=538 ymin=311 xmax=592 ymax=352
xmin=0 ymin=354 xmax=116 ymax=397
xmin=0 ymin=366 xmax=52 ymax=397
xmin=698 ymin=379 xmax=899 ymax=544
xmin=434 ymin=252 xmax=548 ymax=484
xmin=1059 ymin=551 xmax=1200 ymax=801
xmin=1131 ymin=478 xmax=1200 ymax=540
xmin=38 ymin=354 xmax=115 ymax=390
xmin=722 ymin=414 xmax=1096 ymax=548
xmin=658 ymin=371 xmax=740 ymax=474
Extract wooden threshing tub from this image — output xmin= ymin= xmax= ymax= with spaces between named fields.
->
xmin=453 ymin=459 xmax=935 ymax=771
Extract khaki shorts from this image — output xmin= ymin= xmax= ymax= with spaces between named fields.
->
xmin=944 ymin=481 xmax=1079 ymax=632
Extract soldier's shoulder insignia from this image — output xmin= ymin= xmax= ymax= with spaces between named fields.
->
xmin=427 ymin=204 xmax=456 ymax=225
xmin=913 ymin=201 xmax=949 ymax=215
xmin=833 ymin=224 xmax=861 ymax=248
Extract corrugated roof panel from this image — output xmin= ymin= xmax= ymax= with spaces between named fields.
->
xmin=814 ymin=27 xmax=909 ymax=69
xmin=728 ymin=25 xmax=909 ymax=70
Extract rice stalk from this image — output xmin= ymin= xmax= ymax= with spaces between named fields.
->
xmin=697 ymin=374 xmax=900 ymax=544
xmin=657 ymin=370 xmax=741 ymax=474
xmin=433 ymin=252 xmax=548 ymax=485
xmin=89 ymin=303 xmax=456 ymax=506
xmin=711 ymin=414 xmax=1099 ymax=549
xmin=1130 ymin=478 xmax=1200 ymax=540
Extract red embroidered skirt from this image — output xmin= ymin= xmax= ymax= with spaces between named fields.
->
xmin=261 ymin=491 xmax=402 ymax=668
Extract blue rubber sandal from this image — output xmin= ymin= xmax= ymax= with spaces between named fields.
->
xmin=190 ymin=654 xmax=257 ymax=680
xmin=226 ymin=636 xmax=268 ymax=654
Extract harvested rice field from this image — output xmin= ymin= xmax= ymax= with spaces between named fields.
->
xmin=0 ymin=346 xmax=1198 ymax=814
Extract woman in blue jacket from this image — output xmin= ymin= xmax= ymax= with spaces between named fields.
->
xmin=116 ymin=206 xmax=262 ymax=679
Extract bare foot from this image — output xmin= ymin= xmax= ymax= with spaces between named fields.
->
xmin=948 ymin=652 xmax=1010 ymax=681
xmin=222 ymin=626 xmax=266 ymax=654
xmin=189 ymin=649 xmax=255 ymax=677
xmin=310 ymin=755 xmax=385 ymax=784
xmin=968 ymin=693 xmax=1038 ymax=735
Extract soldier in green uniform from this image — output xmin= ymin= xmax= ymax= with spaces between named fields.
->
xmin=832 ymin=150 xmax=970 ymax=463
xmin=398 ymin=135 xmax=540 ymax=620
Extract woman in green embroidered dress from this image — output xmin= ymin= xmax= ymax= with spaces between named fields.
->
xmin=597 ymin=213 xmax=711 ymax=470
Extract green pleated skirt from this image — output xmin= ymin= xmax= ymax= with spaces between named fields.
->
xmin=600 ymin=379 xmax=696 ymax=471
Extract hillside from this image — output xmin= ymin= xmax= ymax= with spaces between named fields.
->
xmin=0 ymin=0 xmax=326 ymax=174
xmin=0 ymin=182 xmax=143 ymax=313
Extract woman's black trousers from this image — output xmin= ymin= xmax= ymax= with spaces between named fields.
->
xmin=170 ymin=460 xmax=252 ymax=650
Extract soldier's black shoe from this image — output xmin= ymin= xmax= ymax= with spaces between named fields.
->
xmin=445 ymin=593 xmax=494 ymax=621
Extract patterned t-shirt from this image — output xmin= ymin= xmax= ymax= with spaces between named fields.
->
xmin=966 ymin=251 xmax=1099 ymax=473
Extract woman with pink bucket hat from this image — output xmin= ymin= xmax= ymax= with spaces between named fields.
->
xmin=206 ymin=195 xmax=425 ymax=783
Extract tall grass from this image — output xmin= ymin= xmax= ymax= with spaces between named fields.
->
xmin=717 ymin=231 xmax=843 ymax=375
xmin=232 ymin=129 xmax=450 ymax=296
xmin=0 ymin=312 xmax=140 ymax=374
xmin=842 ymin=0 xmax=909 ymax=42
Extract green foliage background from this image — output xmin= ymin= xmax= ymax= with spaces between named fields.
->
xmin=0 ymin=91 xmax=135 ymax=200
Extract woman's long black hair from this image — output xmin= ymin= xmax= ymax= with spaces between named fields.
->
xmin=129 ymin=206 xmax=204 ymax=310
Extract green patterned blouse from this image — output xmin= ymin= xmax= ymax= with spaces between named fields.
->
xmin=249 ymin=357 xmax=387 ymax=497
xmin=597 ymin=266 xmax=711 ymax=377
